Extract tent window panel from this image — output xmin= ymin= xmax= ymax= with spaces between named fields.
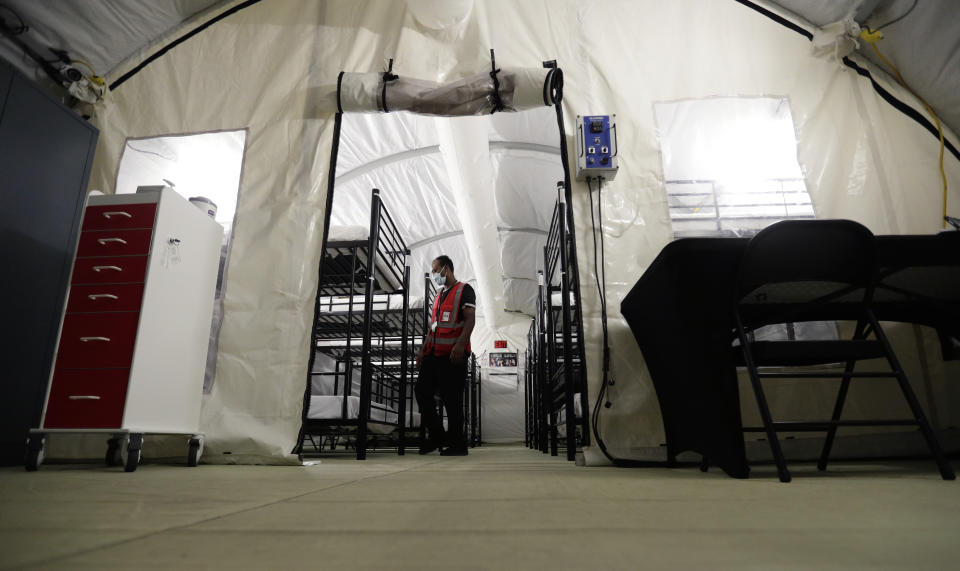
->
xmin=656 ymin=97 xmax=835 ymax=343
xmin=718 ymin=217 xmax=783 ymax=233
xmin=655 ymin=97 xmax=815 ymax=239
xmin=671 ymin=207 xmax=719 ymax=219
xmin=671 ymin=218 xmax=721 ymax=234
xmin=665 ymin=179 xmax=815 ymax=237
xmin=115 ymin=129 xmax=247 ymax=393
xmin=115 ymin=130 xmax=246 ymax=233
xmin=665 ymin=181 xmax=713 ymax=195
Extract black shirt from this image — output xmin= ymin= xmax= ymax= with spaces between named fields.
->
xmin=437 ymin=282 xmax=476 ymax=317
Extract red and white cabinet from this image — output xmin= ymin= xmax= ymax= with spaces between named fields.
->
xmin=26 ymin=189 xmax=223 ymax=471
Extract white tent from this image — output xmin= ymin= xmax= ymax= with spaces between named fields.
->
xmin=3 ymin=0 xmax=958 ymax=465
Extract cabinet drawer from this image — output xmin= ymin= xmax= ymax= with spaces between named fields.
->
xmin=66 ymin=283 xmax=145 ymax=313
xmin=72 ymin=255 xmax=149 ymax=285
xmin=77 ymin=229 xmax=153 ymax=257
xmin=43 ymin=369 xmax=129 ymax=429
xmin=83 ymin=203 xmax=157 ymax=230
xmin=56 ymin=312 xmax=140 ymax=368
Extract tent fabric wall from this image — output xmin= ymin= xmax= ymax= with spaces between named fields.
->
xmin=80 ymin=0 xmax=959 ymax=465
xmin=481 ymin=368 xmax=526 ymax=443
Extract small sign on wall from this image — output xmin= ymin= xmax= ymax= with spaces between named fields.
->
xmin=494 ymin=340 xmax=507 ymax=349
xmin=489 ymin=352 xmax=517 ymax=367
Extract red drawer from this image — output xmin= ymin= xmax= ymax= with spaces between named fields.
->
xmin=83 ymin=203 xmax=157 ymax=230
xmin=66 ymin=283 xmax=145 ymax=313
xmin=43 ymin=369 xmax=129 ymax=428
xmin=55 ymin=312 xmax=140 ymax=368
xmin=72 ymin=255 xmax=149 ymax=285
xmin=77 ymin=229 xmax=153 ymax=257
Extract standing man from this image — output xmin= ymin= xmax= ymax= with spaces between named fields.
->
xmin=415 ymin=255 xmax=476 ymax=456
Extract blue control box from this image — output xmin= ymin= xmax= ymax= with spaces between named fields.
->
xmin=575 ymin=114 xmax=618 ymax=181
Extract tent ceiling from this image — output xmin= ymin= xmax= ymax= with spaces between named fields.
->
xmin=772 ymin=0 xmax=882 ymax=26
xmin=772 ymin=0 xmax=960 ymax=137
xmin=0 ymin=1 xmax=955 ymax=137
xmin=0 ymin=0 xmax=224 ymax=85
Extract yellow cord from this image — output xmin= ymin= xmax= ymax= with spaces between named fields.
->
xmin=860 ymin=29 xmax=949 ymax=229
xmin=70 ymin=59 xmax=106 ymax=86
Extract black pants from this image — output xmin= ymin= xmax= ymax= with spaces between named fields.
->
xmin=415 ymin=353 xmax=466 ymax=449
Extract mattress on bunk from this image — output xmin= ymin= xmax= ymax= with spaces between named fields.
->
xmin=555 ymin=392 xmax=583 ymax=419
xmin=307 ymin=396 xmax=398 ymax=434
xmin=327 ymin=225 xmax=369 ymax=242
xmin=550 ymin=291 xmax=577 ymax=306
xmin=557 ymin=393 xmax=583 ymax=436
xmin=311 ymin=374 xmax=357 ymax=396
xmin=316 ymin=293 xmax=423 ymax=313
xmin=326 ymin=225 xmax=405 ymax=293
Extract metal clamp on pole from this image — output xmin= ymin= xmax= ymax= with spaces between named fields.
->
xmin=381 ymin=58 xmax=398 ymax=113
xmin=489 ymin=49 xmax=504 ymax=114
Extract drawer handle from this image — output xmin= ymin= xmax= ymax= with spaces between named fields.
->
xmin=103 ymin=211 xmax=132 ymax=219
xmin=97 ymin=238 xmax=128 ymax=245
xmin=68 ymin=395 xmax=101 ymax=400
xmin=79 ymin=336 xmax=111 ymax=342
xmin=88 ymin=294 xmax=119 ymax=300
xmin=92 ymin=265 xmax=122 ymax=272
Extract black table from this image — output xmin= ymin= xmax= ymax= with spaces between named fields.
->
xmin=620 ymin=233 xmax=959 ymax=479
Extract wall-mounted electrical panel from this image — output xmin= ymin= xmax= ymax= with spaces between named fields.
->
xmin=575 ymin=114 xmax=618 ymax=181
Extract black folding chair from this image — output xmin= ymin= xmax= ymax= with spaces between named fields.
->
xmin=733 ymin=219 xmax=955 ymax=482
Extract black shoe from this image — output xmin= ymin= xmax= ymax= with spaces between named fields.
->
xmin=418 ymin=445 xmax=439 ymax=455
xmin=440 ymin=447 xmax=468 ymax=456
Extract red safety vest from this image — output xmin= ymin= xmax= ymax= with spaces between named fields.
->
xmin=425 ymin=281 xmax=471 ymax=357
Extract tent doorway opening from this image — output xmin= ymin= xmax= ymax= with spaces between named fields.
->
xmin=297 ymin=104 xmax=581 ymax=459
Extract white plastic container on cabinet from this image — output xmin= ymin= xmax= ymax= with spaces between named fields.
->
xmin=26 ymin=189 xmax=223 ymax=471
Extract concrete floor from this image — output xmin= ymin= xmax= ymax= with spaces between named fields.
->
xmin=1 ymin=446 xmax=958 ymax=570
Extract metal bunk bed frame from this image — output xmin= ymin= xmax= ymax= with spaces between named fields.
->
xmin=297 ymin=188 xmax=411 ymax=460
xmin=541 ymin=183 xmax=590 ymax=460
xmin=397 ymin=272 xmax=437 ymax=449
xmin=533 ymin=270 xmax=550 ymax=454
xmin=465 ymin=354 xmax=481 ymax=448
xmin=524 ymin=318 xmax=539 ymax=450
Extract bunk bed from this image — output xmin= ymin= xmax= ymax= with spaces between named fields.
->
xmin=537 ymin=186 xmax=590 ymax=461
xmin=525 ymin=318 xmax=541 ymax=450
xmin=297 ymin=188 xmax=412 ymax=460
xmin=527 ymin=271 xmax=550 ymax=454
xmin=398 ymin=272 xmax=436 ymax=448
xmin=465 ymin=354 xmax=482 ymax=448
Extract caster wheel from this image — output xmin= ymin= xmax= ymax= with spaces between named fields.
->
xmin=25 ymin=435 xmax=45 ymax=472
xmin=123 ymin=448 xmax=141 ymax=472
xmin=121 ymin=434 xmax=143 ymax=472
xmin=187 ymin=437 xmax=203 ymax=467
xmin=105 ymin=437 xmax=122 ymax=466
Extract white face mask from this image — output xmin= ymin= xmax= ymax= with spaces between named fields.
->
xmin=431 ymin=267 xmax=446 ymax=286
